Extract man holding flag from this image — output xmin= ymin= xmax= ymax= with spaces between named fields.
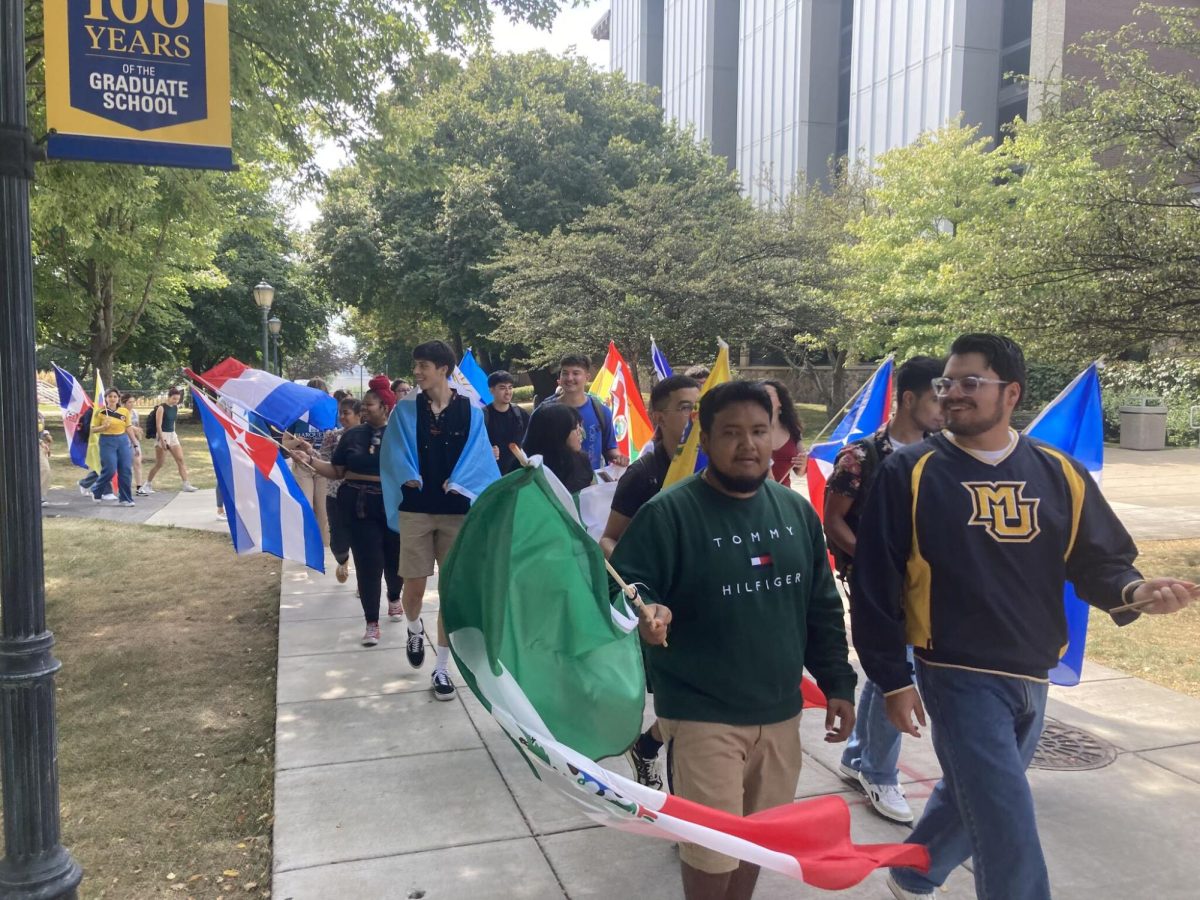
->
xmin=610 ymin=380 xmax=857 ymax=900
xmin=531 ymin=353 xmax=627 ymax=470
xmin=851 ymin=333 xmax=1198 ymax=900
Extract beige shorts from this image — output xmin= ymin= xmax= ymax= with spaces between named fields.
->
xmin=158 ymin=431 xmax=181 ymax=449
xmin=659 ymin=714 xmax=803 ymax=874
xmin=398 ymin=512 xmax=465 ymax=578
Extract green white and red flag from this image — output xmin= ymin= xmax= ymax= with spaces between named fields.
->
xmin=441 ymin=461 xmax=930 ymax=890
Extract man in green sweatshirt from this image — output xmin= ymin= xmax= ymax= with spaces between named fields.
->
xmin=613 ymin=380 xmax=857 ymax=900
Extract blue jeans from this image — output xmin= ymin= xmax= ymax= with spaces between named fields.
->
xmin=840 ymin=647 xmax=912 ymax=785
xmin=95 ymin=434 xmax=133 ymax=503
xmin=891 ymin=660 xmax=1050 ymax=900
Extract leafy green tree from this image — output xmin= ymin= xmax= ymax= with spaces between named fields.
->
xmin=22 ymin=0 xmax=568 ymax=380
xmin=313 ymin=52 xmax=695 ymax=365
xmin=486 ymin=143 xmax=754 ymax=374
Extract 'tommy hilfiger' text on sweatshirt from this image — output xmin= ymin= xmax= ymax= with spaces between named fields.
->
xmin=610 ymin=474 xmax=856 ymax=726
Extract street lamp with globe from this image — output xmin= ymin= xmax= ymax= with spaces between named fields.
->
xmin=253 ymin=280 xmax=274 ymax=370
xmin=268 ymin=315 xmax=282 ymax=376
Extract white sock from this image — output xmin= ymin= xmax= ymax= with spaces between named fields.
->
xmin=434 ymin=645 xmax=450 ymax=672
xmin=406 ymin=615 xmax=424 ymax=636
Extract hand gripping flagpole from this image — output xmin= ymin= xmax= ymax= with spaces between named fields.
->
xmin=508 ymin=444 xmax=666 ymax=645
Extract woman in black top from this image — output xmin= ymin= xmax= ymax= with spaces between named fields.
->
xmin=522 ymin=402 xmax=594 ymax=494
xmin=298 ymin=389 xmax=402 ymax=646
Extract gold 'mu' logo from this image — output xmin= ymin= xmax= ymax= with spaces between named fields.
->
xmin=963 ymin=481 xmax=1041 ymax=543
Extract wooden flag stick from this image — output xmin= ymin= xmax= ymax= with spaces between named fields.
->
xmin=509 ymin=442 xmax=666 ymax=644
xmin=1109 ymin=584 xmax=1200 ymax=616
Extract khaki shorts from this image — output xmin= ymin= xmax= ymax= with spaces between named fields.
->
xmin=398 ymin=512 xmax=465 ymax=578
xmin=158 ymin=431 xmax=181 ymax=449
xmin=659 ymin=714 xmax=803 ymax=874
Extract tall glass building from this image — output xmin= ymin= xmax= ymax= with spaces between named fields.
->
xmin=594 ymin=0 xmax=1134 ymax=204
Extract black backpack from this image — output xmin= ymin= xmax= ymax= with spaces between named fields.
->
xmin=825 ymin=436 xmax=882 ymax=578
xmin=144 ymin=404 xmax=161 ymax=439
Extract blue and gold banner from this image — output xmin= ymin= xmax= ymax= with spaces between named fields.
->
xmin=44 ymin=0 xmax=233 ymax=170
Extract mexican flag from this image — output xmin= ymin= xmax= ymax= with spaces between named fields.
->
xmin=441 ymin=461 xmax=930 ymax=889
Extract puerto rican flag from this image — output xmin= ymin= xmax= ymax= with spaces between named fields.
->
xmin=192 ymin=389 xmax=325 ymax=572
xmin=805 ymin=357 xmax=894 ymax=523
xmin=52 ymin=363 xmax=92 ymax=468
xmin=188 ymin=358 xmax=337 ymax=432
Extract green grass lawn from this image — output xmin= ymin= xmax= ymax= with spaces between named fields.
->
xmin=1085 ymin=538 xmax=1200 ymax=698
xmin=37 ymin=518 xmax=279 ymax=898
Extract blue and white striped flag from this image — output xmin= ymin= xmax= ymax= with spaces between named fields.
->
xmin=452 ymin=348 xmax=493 ymax=408
xmin=192 ymin=389 xmax=325 ymax=572
xmin=1024 ymin=363 xmax=1104 ymax=686
xmin=651 ymin=338 xmax=673 ymax=382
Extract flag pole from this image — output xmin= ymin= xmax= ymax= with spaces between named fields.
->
xmin=507 ymin=443 xmax=665 ymax=644
xmin=806 ymin=354 xmax=894 ymax=447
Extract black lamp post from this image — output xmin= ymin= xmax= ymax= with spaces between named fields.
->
xmin=0 ymin=1 xmax=83 ymax=896
xmin=268 ymin=315 xmax=282 ymax=376
xmin=253 ymin=281 xmax=273 ymax=370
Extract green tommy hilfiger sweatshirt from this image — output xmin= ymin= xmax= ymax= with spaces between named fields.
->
xmin=610 ymin=474 xmax=856 ymax=725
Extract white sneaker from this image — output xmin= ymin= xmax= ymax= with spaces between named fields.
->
xmin=838 ymin=761 xmax=860 ymax=784
xmin=859 ymin=773 xmax=913 ymax=824
xmin=137 ymin=483 xmax=154 ymax=496
xmin=180 ymin=482 xmax=197 ymax=493
xmin=887 ymin=873 xmax=934 ymax=899
xmin=100 ymin=493 xmax=117 ymax=502
xmin=78 ymin=485 xmax=90 ymax=496
xmin=216 ymin=510 xmax=227 ymax=520
xmin=119 ymin=500 xmax=135 ymax=508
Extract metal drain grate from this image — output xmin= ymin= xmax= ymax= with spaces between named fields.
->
xmin=1030 ymin=719 xmax=1117 ymax=771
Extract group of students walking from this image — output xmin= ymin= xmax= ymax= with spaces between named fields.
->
xmin=282 ymin=332 xmax=1195 ymax=900
xmin=74 ymin=386 xmax=197 ymax=505
xmin=608 ymin=333 xmax=1195 ymax=900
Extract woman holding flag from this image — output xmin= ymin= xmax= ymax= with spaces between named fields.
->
xmin=296 ymin=386 xmax=402 ymax=647
xmin=91 ymin=388 xmax=136 ymax=506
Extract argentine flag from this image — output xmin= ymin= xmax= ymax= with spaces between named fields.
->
xmin=1025 ymin=363 xmax=1104 ymax=686
xmin=192 ymin=389 xmax=325 ymax=572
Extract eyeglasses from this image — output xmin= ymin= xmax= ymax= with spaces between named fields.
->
xmin=931 ymin=376 xmax=1011 ymax=397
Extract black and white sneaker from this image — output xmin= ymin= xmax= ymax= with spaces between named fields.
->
xmin=406 ymin=628 xmax=425 ymax=669
xmin=624 ymin=744 xmax=663 ymax=790
xmin=431 ymin=669 xmax=456 ymax=701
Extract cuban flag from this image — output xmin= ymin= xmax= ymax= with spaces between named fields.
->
xmin=1024 ymin=363 xmax=1104 ymax=687
xmin=52 ymin=364 xmax=92 ymax=468
xmin=452 ymin=348 xmax=493 ymax=408
xmin=805 ymin=357 xmax=895 ymax=522
xmin=192 ymin=389 xmax=325 ymax=572
xmin=651 ymin=337 xmax=673 ymax=382
xmin=187 ymin=358 xmax=337 ymax=432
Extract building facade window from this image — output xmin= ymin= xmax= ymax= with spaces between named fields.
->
xmin=998 ymin=0 xmax=1034 ymax=134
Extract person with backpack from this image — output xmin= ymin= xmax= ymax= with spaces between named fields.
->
xmin=528 ymin=353 xmax=628 ymax=470
xmin=483 ymin=370 xmax=529 ymax=475
xmin=823 ymin=355 xmax=944 ymax=824
xmin=140 ymin=387 xmax=198 ymax=494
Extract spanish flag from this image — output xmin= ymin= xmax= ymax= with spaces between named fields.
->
xmin=662 ymin=339 xmax=731 ymax=488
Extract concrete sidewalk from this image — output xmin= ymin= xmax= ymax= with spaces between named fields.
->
xmin=270 ymin=559 xmax=1200 ymax=899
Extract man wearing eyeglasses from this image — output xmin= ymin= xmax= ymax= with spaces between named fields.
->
xmin=851 ymin=333 xmax=1197 ymax=900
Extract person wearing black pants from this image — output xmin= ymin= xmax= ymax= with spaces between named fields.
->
xmin=318 ymin=397 xmax=362 ymax=584
xmin=298 ymin=389 xmax=401 ymax=646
